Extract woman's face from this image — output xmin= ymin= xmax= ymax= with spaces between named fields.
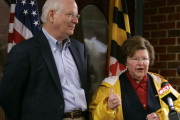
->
xmin=126 ymin=49 xmax=150 ymax=83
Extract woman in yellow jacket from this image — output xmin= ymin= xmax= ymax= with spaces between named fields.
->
xmin=89 ymin=36 xmax=180 ymax=120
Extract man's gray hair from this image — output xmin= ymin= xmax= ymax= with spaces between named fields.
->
xmin=41 ymin=0 xmax=63 ymax=23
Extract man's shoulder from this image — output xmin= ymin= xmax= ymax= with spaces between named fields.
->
xmin=70 ymin=38 xmax=84 ymax=46
xmin=69 ymin=38 xmax=85 ymax=53
xmin=13 ymin=37 xmax=37 ymax=50
xmin=148 ymin=72 xmax=165 ymax=84
xmin=9 ymin=33 xmax=42 ymax=55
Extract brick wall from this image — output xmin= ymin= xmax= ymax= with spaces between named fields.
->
xmin=144 ymin=0 xmax=180 ymax=92
xmin=0 ymin=1 xmax=9 ymax=120
xmin=0 ymin=0 xmax=9 ymax=76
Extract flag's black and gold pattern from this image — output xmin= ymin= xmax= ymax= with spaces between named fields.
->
xmin=106 ymin=0 xmax=131 ymax=76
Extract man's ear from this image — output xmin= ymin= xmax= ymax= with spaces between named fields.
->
xmin=48 ymin=10 xmax=55 ymax=23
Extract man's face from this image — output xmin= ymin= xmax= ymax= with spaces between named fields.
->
xmin=53 ymin=0 xmax=79 ymax=38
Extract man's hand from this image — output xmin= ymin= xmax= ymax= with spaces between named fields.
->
xmin=146 ymin=112 xmax=160 ymax=120
xmin=107 ymin=88 xmax=121 ymax=110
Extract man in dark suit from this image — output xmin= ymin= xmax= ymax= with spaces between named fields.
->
xmin=0 ymin=0 xmax=89 ymax=120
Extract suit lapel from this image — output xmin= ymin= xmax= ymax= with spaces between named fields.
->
xmin=69 ymin=41 xmax=85 ymax=89
xmin=69 ymin=40 xmax=90 ymax=104
xmin=147 ymin=74 xmax=161 ymax=112
xmin=36 ymin=31 xmax=63 ymax=97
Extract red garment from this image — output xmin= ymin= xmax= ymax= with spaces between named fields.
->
xmin=126 ymin=70 xmax=148 ymax=110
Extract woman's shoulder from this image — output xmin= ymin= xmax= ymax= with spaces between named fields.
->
xmin=101 ymin=70 xmax=127 ymax=87
xmin=101 ymin=75 xmax=119 ymax=87
xmin=148 ymin=72 xmax=166 ymax=84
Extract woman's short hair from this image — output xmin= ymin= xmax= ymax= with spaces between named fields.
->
xmin=41 ymin=0 xmax=63 ymax=23
xmin=121 ymin=36 xmax=155 ymax=66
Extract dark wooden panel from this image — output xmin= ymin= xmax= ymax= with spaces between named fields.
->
xmin=37 ymin=0 xmax=134 ymax=34
xmin=76 ymin=0 xmax=109 ymax=21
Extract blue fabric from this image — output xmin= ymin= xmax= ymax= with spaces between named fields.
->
xmin=42 ymin=28 xmax=87 ymax=112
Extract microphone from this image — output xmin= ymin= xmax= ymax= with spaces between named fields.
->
xmin=158 ymin=82 xmax=180 ymax=120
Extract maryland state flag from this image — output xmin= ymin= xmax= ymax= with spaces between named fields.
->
xmin=106 ymin=0 xmax=131 ymax=77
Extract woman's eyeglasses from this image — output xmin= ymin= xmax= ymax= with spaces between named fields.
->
xmin=128 ymin=57 xmax=150 ymax=63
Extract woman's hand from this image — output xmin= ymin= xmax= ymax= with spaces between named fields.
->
xmin=146 ymin=112 xmax=160 ymax=120
xmin=107 ymin=88 xmax=121 ymax=110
